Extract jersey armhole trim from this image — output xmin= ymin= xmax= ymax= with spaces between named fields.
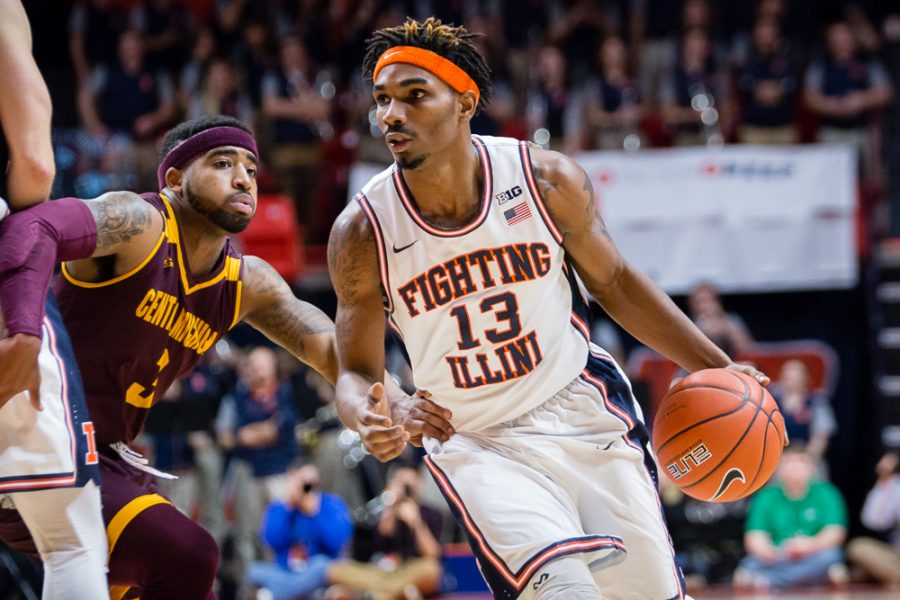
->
xmin=61 ymin=227 xmax=166 ymax=289
xmin=518 ymin=142 xmax=564 ymax=245
xmin=229 ymin=279 xmax=243 ymax=330
xmin=356 ymin=194 xmax=394 ymax=314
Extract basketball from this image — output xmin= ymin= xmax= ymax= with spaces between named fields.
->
xmin=652 ymin=368 xmax=786 ymax=502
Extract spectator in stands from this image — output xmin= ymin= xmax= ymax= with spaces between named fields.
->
xmin=772 ymin=360 xmax=836 ymax=464
xmin=76 ymin=29 xmax=175 ymax=190
xmin=217 ymin=346 xmax=300 ymax=590
xmin=634 ymin=0 xmax=683 ymax=113
xmin=467 ymin=15 xmax=518 ymax=138
xmin=660 ymin=27 xmax=729 ymax=146
xmin=233 ymin=19 xmax=276 ymax=108
xmin=526 ymin=45 xmax=580 ymax=152
xmin=246 ymin=462 xmax=353 ymax=600
xmin=734 ymin=446 xmax=848 ymax=591
xmin=185 ymin=56 xmax=254 ymax=125
xmin=128 ymin=0 xmax=194 ymax=73
xmin=545 ymin=0 xmax=610 ymax=76
xmin=178 ymin=26 xmax=217 ymax=106
xmin=77 ymin=29 xmax=175 ymax=140
xmin=804 ymin=19 xmax=892 ymax=187
xmin=68 ymin=0 xmax=128 ymax=86
xmin=261 ymin=34 xmax=331 ymax=237
xmin=734 ymin=16 xmax=799 ymax=144
xmin=328 ymin=465 xmax=443 ymax=600
xmin=579 ymin=35 xmax=643 ymax=151
xmin=687 ymin=282 xmax=754 ymax=358
xmin=847 ymin=451 xmax=900 ymax=590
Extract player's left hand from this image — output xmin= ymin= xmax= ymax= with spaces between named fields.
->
xmin=0 ymin=333 xmax=42 ymax=410
xmin=391 ymin=389 xmax=454 ymax=447
xmin=725 ymin=362 xmax=770 ymax=386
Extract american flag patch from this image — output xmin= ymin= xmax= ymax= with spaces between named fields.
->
xmin=503 ymin=202 xmax=532 ymax=225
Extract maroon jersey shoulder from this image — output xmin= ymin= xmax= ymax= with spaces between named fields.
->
xmin=55 ymin=192 xmax=244 ymax=446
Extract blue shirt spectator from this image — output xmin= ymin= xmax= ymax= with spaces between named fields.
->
xmin=262 ymin=491 xmax=353 ymax=570
xmin=247 ymin=463 xmax=353 ymax=600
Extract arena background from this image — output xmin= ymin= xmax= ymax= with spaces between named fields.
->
xmin=1 ymin=0 xmax=899 ymax=598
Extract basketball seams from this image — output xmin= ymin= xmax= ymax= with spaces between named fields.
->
xmin=727 ymin=381 xmax=778 ymax=499
xmin=653 ymin=397 xmax=750 ymax=454
xmin=653 ymin=375 xmax=752 ymax=454
xmin=680 ymin=401 xmax=763 ymax=493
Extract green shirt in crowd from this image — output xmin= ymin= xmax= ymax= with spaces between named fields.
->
xmin=745 ymin=481 xmax=847 ymax=547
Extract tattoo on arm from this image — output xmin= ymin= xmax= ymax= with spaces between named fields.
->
xmin=531 ymin=163 xmax=558 ymax=207
xmin=88 ymin=192 xmax=153 ymax=252
xmin=581 ymin=168 xmax=612 ymax=241
xmin=327 ymin=210 xmax=381 ymax=309
xmin=244 ymin=258 xmax=334 ymax=355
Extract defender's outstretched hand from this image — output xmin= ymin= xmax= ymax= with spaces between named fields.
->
xmin=357 ymin=382 xmax=409 ymax=461
xmin=0 ymin=333 xmax=41 ymax=410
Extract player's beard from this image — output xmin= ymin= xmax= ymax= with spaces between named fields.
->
xmin=185 ymin=181 xmax=252 ymax=233
xmin=397 ymin=154 xmax=427 ymax=170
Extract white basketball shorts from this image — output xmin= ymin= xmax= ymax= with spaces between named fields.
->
xmin=424 ymin=346 xmax=687 ymax=600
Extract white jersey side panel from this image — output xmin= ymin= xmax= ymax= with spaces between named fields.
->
xmin=359 ymin=135 xmax=590 ymax=432
xmin=0 ymin=318 xmax=78 ymax=488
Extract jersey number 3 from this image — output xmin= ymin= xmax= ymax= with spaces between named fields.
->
xmin=126 ymin=349 xmax=170 ymax=409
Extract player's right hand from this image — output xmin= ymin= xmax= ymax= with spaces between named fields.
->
xmin=0 ymin=333 xmax=42 ymax=411
xmin=356 ymin=381 xmax=409 ymax=462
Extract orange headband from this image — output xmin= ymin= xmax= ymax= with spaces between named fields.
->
xmin=373 ymin=46 xmax=480 ymax=104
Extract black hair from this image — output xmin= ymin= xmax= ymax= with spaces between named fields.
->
xmin=158 ymin=115 xmax=253 ymax=161
xmin=362 ymin=17 xmax=492 ymax=112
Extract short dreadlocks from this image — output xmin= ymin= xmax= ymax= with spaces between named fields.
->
xmin=362 ymin=17 xmax=492 ymax=112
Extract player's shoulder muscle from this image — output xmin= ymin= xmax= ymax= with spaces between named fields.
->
xmin=327 ymin=201 xmax=381 ymax=306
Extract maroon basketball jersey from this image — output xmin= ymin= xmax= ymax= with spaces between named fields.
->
xmin=55 ymin=192 xmax=243 ymax=447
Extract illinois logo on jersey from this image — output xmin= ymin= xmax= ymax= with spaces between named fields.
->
xmin=82 ymin=422 xmax=99 ymax=465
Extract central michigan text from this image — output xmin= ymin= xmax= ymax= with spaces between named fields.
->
xmin=396 ymin=243 xmax=552 ymax=318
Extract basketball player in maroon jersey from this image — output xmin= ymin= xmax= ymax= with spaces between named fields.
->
xmin=0 ymin=114 xmax=453 ymax=600
xmin=0 ymin=1 xmax=108 ymax=598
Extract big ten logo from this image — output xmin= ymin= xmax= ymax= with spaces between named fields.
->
xmin=495 ymin=185 xmax=523 ymax=205
xmin=666 ymin=442 xmax=712 ymax=481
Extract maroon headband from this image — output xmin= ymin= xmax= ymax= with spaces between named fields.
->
xmin=156 ymin=126 xmax=258 ymax=189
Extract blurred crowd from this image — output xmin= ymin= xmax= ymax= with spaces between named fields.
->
xmin=7 ymin=1 xmax=900 ymax=598
xmin=28 ymin=0 xmax=900 ymax=248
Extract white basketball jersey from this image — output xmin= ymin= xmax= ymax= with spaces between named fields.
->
xmin=358 ymin=135 xmax=590 ymax=431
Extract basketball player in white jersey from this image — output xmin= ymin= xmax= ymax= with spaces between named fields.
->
xmin=0 ymin=1 xmax=109 ymax=597
xmin=329 ymin=17 xmax=770 ymax=600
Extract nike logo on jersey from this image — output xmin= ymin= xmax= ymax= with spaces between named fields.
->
xmin=392 ymin=240 xmax=418 ymax=253
xmin=711 ymin=467 xmax=746 ymax=501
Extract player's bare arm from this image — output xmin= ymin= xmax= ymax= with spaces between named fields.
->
xmin=530 ymin=147 xmax=768 ymax=383
xmin=328 ymin=204 xmax=453 ymax=460
xmin=239 ymin=254 xmax=338 ymax=384
xmin=0 ymin=0 xmax=54 ymax=208
xmin=0 ymin=191 xmax=162 ymax=406
xmin=64 ymin=191 xmax=165 ymax=282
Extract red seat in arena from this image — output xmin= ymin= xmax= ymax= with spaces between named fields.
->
xmin=236 ymin=194 xmax=303 ymax=283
